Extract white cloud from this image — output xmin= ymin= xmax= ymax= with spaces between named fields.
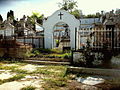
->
xmin=0 ymin=0 xmax=120 ymax=20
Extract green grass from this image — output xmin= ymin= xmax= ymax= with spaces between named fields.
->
xmin=0 ymin=74 xmax=25 ymax=85
xmin=42 ymin=77 xmax=67 ymax=89
xmin=32 ymin=68 xmax=52 ymax=75
xmin=0 ymin=64 xmax=28 ymax=74
xmin=11 ymin=69 xmax=28 ymax=74
xmin=21 ymin=85 xmax=36 ymax=90
xmin=41 ymin=53 xmax=71 ymax=59
xmin=0 ymin=66 xmax=18 ymax=71
xmin=25 ymin=48 xmax=71 ymax=59
xmin=0 ymin=62 xmax=70 ymax=89
xmin=36 ymin=65 xmax=68 ymax=89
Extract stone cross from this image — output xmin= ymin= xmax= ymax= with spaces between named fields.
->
xmin=58 ymin=12 xmax=63 ymax=20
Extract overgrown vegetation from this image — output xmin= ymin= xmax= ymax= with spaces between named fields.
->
xmin=0 ymin=61 xmax=119 ymax=89
xmin=0 ymin=74 xmax=25 ymax=85
xmin=21 ymin=85 xmax=36 ymax=90
xmin=75 ymin=38 xmax=104 ymax=68
xmin=40 ymin=65 xmax=69 ymax=89
xmin=25 ymin=48 xmax=72 ymax=59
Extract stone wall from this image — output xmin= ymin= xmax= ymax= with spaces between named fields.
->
xmin=0 ymin=45 xmax=32 ymax=58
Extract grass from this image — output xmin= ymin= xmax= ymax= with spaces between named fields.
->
xmin=0 ymin=63 xmax=28 ymax=74
xmin=32 ymin=68 xmax=52 ymax=75
xmin=36 ymin=65 xmax=69 ymax=89
xmin=0 ymin=62 xmax=70 ymax=89
xmin=28 ymin=48 xmax=71 ymax=59
xmin=0 ymin=74 xmax=25 ymax=85
xmin=43 ymin=53 xmax=71 ymax=59
xmin=0 ymin=65 xmax=18 ymax=71
xmin=42 ymin=77 xmax=67 ymax=89
xmin=11 ymin=69 xmax=28 ymax=74
xmin=20 ymin=85 xmax=36 ymax=90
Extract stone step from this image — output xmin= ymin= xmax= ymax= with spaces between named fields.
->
xmin=27 ymin=58 xmax=70 ymax=62
xmin=23 ymin=60 xmax=71 ymax=65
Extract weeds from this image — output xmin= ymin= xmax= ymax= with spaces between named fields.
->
xmin=0 ymin=74 xmax=25 ymax=85
xmin=11 ymin=69 xmax=28 ymax=74
xmin=21 ymin=85 xmax=36 ymax=90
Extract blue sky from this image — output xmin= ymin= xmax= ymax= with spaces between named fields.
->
xmin=0 ymin=0 xmax=120 ymax=20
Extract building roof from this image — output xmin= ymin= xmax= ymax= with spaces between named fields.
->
xmin=80 ymin=18 xmax=100 ymax=28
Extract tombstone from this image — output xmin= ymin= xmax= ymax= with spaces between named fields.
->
xmin=43 ymin=10 xmax=80 ymax=49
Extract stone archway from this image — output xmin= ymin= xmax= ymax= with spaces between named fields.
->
xmin=43 ymin=10 xmax=80 ymax=49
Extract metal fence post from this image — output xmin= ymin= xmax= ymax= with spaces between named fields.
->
xmin=75 ymin=27 xmax=77 ymax=51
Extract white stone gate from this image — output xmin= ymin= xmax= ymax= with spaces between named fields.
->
xmin=43 ymin=10 xmax=80 ymax=49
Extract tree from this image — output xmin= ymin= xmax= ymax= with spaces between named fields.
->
xmin=30 ymin=12 xmax=44 ymax=25
xmin=70 ymin=9 xmax=81 ymax=19
xmin=7 ymin=10 xmax=14 ymax=19
xmin=84 ymin=13 xmax=101 ymax=18
xmin=58 ymin=0 xmax=81 ymax=19
xmin=0 ymin=14 xmax=3 ymax=22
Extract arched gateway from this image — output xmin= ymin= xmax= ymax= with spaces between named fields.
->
xmin=43 ymin=10 xmax=80 ymax=49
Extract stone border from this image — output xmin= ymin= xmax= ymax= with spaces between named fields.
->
xmin=67 ymin=67 xmax=120 ymax=77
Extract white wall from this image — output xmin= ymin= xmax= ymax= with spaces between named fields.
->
xmin=43 ymin=10 xmax=80 ymax=49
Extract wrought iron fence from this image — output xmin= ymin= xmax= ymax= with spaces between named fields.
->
xmin=78 ymin=28 xmax=120 ymax=51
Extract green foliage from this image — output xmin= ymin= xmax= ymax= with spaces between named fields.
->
xmin=58 ymin=0 xmax=81 ymax=19
xmin=12 ymin=69 xmax=28 ymax=74
xmin=24 ymin=51 xmax=35 ymax=58
xmin=84 ymin=13 xmax=101 ymax=18
xmin=82 ymin=38 xmax=94 ymax=67
xmin=21 ymin=85 xmax=36 ymax=90
xmin=32 ymin=48 xmax=62 ymax=54
xmin=70 ymin=9 xmax=81 ymax=19
xmin=43 ymin=78 xmax=67 ymax=89
xmin=0 ymin=66 xmax=18 ymax=71
xmin=32 ymin=48 xmax=51 ymax=54
xmin=58 ymin=0 xmax=77 ymax=12
xmin=33 ymin=68 xmax=52 ymax=75
xmin=41 ymin=65 xmax=68 ymax=89
xmin=63 ymin=53 xmax=71 ymax=59
xmin=30 ymin=12 xmax=44 ymax=25
xmin=6 ymin=74 xmax=25 ymax=81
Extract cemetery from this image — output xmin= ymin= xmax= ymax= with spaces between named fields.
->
xmin=0 ymin=0 xmax=120 ymax=89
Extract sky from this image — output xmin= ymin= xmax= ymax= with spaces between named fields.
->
xmin=0 ymin=0 xmax=120 ymax=20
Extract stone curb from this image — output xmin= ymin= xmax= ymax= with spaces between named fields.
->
xmin=67 ymin=67 xmax=120 ymax=77
xmin=23 ymin=60 xmax=70 ymax=65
